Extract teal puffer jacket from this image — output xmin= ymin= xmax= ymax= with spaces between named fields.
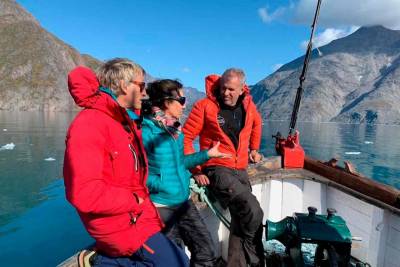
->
xmin=142 ymin=117 xmax=209 ymax=206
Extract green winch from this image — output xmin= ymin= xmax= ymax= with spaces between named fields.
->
xmin=265 ymin=206 xmax=352 ymax=266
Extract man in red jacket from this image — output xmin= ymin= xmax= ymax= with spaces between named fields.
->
xmin=183 ymin=68 xmax=264 ymax=267
xmin=64 ymin=58 xmax=189 ymax=266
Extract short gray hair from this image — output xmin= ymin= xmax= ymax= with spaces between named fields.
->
xmin=221 ymin=68 xmax=246 ymax=85
xmin=97 ymin=58 xmax=145 ymax=96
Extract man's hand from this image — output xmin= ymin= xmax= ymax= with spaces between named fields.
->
xmin=194 ymin=174 xmax=210 ymax=186
xmin=249 ymin=150 xmax=262 ymax=163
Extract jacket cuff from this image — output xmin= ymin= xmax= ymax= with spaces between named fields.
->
xmin=190 ymin=166 xmax=203 ymax=175
xmin=147 ymin=176 xmax=161 ymax=194
xmin=199 ymin=149 xmax=210 ymax=161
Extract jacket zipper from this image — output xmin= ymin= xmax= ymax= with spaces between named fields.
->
xmin=128 ymin=144 xmax=138 ymax=171
xmin=214 ymin=102 xmax=251 ymax=169
xmin=214 ymin=111 xmax=238 ymax=167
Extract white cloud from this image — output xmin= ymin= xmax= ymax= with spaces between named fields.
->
xmin=272 ymin=63 xmax=284 ymax=71
xmin=293 ymin=0 xmax=400 ymax=29
xmin=182 ymin=67 xmax=191 ymax=73
xmin=300 ymin=26 xmax=359 ymax=49
xmin=258 ymin=6 xmax=286 ymax=23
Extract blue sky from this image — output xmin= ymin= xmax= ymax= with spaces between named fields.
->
xmin=16 ymin=0 xmax=400 ymax=90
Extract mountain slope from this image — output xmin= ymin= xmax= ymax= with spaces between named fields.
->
xmin=0 ymin=0 xmax=101 ymax=111
xmin=251 ymin=26 xmax=400 ymax=124
xmin=0 ymin=0 xmax=205 ymax=111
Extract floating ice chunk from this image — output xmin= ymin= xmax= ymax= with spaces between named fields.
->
xmin=3 ymin=129 xmax=7 ymax=131
xmin=44 ymin=157 xmax=56 ymax=161
xmin=364 ymin=141 xmax=373 ymax=144
xmin=0 ymin=143 xmax=15 ymax=151
xmin=345 ymin=151 xmax=361 ymax=155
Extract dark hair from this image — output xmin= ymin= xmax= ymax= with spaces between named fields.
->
xmin=142 ymin=79 xmax=183 ymax=115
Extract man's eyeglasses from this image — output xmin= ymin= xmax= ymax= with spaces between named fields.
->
xmin=131 ymin=80 xmax=146 ymax=92
xmin=164 ymin=96 xmax=186 ymax=106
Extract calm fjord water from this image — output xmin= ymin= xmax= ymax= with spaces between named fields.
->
xmin=0 ymin=111 xmax=399 ymax=266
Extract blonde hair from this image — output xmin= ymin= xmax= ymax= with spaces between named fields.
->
xmin=97 ymin=58 xmax=145 ymax=96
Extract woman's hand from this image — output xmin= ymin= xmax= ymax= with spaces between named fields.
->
xmin=207 ymin=141 xmax=232 ymax=158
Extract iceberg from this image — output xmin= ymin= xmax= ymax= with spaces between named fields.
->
xmin=345 ymin=151 xmax=361 ymax=155
xmin=0 ymin=143 xmax=15 ymax=151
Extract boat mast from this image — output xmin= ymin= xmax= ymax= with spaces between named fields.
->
xmin=288 ymin=0 xmax=322 ymax=136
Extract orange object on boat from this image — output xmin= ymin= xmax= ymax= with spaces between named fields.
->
xmin=275 ymin=130 xmax=305 ymax=168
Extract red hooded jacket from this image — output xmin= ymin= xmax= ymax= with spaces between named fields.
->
xmin=183 ymin=74 xmax=262 ymax=173
xmin=63 ymin=67 xmax=162 ymax=256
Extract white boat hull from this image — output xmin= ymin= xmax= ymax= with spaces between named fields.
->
xmin=199 ymin=168 xmax=400 ymax=267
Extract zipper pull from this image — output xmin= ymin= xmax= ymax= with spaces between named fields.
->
xmin=129 ymin=212 xmax=136 ymax=224
xmin=129 ymin=211 xmax=143 ymax=225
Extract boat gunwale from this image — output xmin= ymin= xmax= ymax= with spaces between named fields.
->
xmin=247 ymin=160 xmax=400 ymax=216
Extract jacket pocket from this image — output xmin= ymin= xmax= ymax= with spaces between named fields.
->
xmin=108 ymin=148 xmax=133 ymax=183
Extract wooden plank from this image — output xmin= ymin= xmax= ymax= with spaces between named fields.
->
xmin=326 ymin=187 xmax=372 ymax=261
xmin=390 ymin=213 xmax=400 ymax=230
xmin=366 ymin=207 xmax=387 ymax=267
xmin=327 ymin=187 xmax=374 ymax=216
xmin=267 ymin=179 xmax=283 ymax=221
xmin=303 ymin=180 xmax=326 ymax=214
xmin=387 ymin=225 xmax=400 ymax=250
xmin=304 ymin=156 xmax=400 ymax=209
xmin=281 ymin=179 xmax=303 ymax=217
xmin=326 ymin=187 xmax=373 ymax=232
xmin=252 ymin=183 xmax=263 ymax=202
xmin=247 ymin=162 xmax=400 ymax=215
xmin=384 ymin=244 xmax=400 ymax=267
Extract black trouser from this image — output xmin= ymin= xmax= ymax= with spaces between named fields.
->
xmin=204 ymin=166 xmax=265 ymax=267
xmin=157 ymin=199 xmax=216 ymax=267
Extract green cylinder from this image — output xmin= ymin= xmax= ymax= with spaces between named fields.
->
xmin=266 ymin=217 xmax=295 ymax=241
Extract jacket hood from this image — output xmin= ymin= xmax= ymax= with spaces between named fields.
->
xmin=205 ymin=74 xmax=250 ymax=103
xmin=68 ymin=66 xmax=125 ymax=122
xmin=68 ymin=66 xmax=100 ymax=108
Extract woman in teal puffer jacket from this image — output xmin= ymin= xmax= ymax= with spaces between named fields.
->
xmin=142 ymin=79 xmax=229 ymax=267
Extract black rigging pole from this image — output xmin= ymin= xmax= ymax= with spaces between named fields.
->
xmin=288 ymin=0 xmax=322 ymax=136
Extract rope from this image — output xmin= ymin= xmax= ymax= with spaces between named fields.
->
xmin=190 ymin=178 xmax=270 ymax=257
xmin=189 ymin=178 xmax=231 ymax=228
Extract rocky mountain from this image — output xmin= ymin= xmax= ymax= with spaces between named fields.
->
xmin=0 ymin=0 xmax=204 ymax=111
xmin=0 ymin=0 xmax=102 ymax=111
xmin=183 ymin=86 xmax=205 ymax=113
xmin=251 ymin=26 xmax=400 ymax=124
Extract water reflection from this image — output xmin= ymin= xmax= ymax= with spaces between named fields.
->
xmin=0 ymin=111 xmax=75 ymax=227
xmin=0 ymin=112 xmax=399 ymax=266
xmin=261 ymin=121 xmax=400 ymax=189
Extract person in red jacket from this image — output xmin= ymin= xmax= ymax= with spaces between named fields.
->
xmin=64 ymin=58 xmax=189 ymax=266
xmin=183 ymin=68 xmax=264 ymax=267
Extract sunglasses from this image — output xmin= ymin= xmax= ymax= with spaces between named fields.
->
xmin=131 ymin=80 xmax=146 ymax=92
xmin=164 ymin=96 xmax=186 ymax=106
